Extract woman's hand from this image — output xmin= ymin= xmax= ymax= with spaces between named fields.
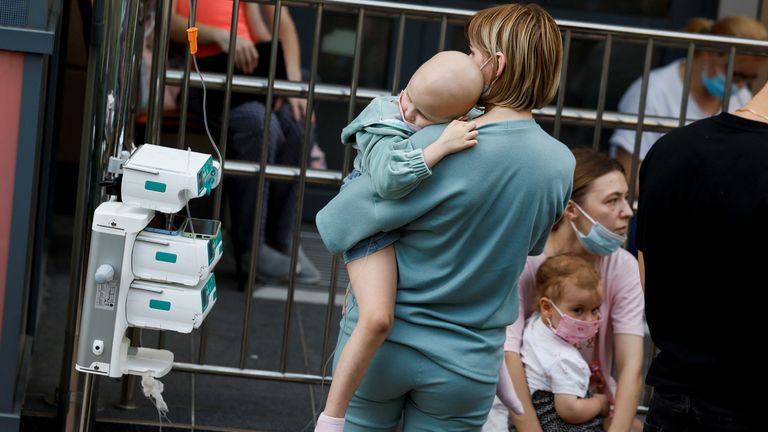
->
xmin=213 ymin=28 xmax=259 ymax=74
xmin=273 ymin=97 xmax=315 ymax=123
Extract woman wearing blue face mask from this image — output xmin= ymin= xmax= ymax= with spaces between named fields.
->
xmin=484 ymin=149 xmax=645 ymax=432
xmin=610 ymin=16 xmax=767 ymax=191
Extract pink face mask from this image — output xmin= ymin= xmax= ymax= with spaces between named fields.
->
xmin=398 ymin=90 xmax=423 ymax=132
xmin=545 ymin=299 xmax=601 ymax=346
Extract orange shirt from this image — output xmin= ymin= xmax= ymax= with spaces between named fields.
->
xmin=177 ymin=0 xmax=259 ymax=58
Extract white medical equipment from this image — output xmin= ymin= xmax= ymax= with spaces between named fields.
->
xmin=76 ymin=144 xmax=223 ymax=378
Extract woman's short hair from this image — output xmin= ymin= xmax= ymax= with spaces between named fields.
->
xmin=465 ymin=3 xmax=563 ymax=111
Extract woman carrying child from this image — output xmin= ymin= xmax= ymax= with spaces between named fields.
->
xmin=316 ymin=3 xmax=572 ymax=431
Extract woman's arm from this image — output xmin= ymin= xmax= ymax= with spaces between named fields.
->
xmin=262 ymin=5 xmax=305 ymax=120
xmin=244 ymin=3 xmax=272 ymax=43
xmin=171 ymin=0 xmax=258 ymax=73
xmin=506 ymin=352 xmax=543 ymax=432
xmin=606 ymin=334 xmax=643 ymax=432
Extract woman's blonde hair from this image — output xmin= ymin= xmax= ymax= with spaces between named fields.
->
xmin=684 ymin=16 xmax=768 ymax=40
xmin=465 ymin=3 xmax=563 ymax=110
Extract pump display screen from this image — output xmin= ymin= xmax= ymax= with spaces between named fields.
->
xmin=182 ymin=218 xmax=221 ymax=240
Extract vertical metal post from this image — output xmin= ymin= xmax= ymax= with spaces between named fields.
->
xmin=280 ymin=2 xmax=324 ymax=372
xmin=437 ymin=16 xmax=447 ymax=52
xmin=77 ymin=374 xmax=95 ymax=432
xmin=592 ymin=34 xmax=612 ymax=150
xmin=195 ymin=0 xmax=242 ymax=367
xmin=115 ymin=328 xmax=141 ymax=410
xmin=177 ymin=0 xmax=197 ymax=149
xmin=553 ymin=30 xmax=571 ymax=140
xmin=241 ymin=0 xmax=285 ymax=368
xmin=323 ymin=7 xmax=366 ymax=370
xmin=391 ymin=13 xmax=406 ymax=95
xmin=342 ymin=9 xmax=366 ymax=176
xmin=145 ymin=0 xmax=173 ymax=144
xmin=678 ymin=42 xmax=695 ymax=127
xmin=60 ymin=0 xmax=144 ymax=429
xmin=721 ymin=46 xmax=736 ymax=113
xmin=210 ymin=0 xmax=243 ymax=224
xmin=627 ymin=38 xmax=654 ymax=207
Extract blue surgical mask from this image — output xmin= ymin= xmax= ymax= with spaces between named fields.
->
xmin=479 ymin=57 xmax=496 ymax=98
xmin=701 ymin=71 xmax=737 ymax=99
xmin=568 ymin=201 xmax=626 ymax=256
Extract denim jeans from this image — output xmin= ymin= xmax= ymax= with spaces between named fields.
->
xmin=190 ymin=89 xmax=314 ymax=255
xmin=643 ymin=390 xmax=751 ymax=432
xmin=340 ymin=170 xmax=400 ymax=263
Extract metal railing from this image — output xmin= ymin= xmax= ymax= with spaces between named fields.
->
xmin=67 ymin=0 xmax=768 ymax=429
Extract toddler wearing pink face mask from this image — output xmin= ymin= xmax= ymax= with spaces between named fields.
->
xmin=519 ymin=253 xmax=610 ymax=431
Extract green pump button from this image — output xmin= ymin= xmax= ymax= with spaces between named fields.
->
xmin=149 ymin=299 xmax=171 ymax=311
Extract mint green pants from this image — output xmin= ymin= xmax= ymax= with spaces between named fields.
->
xmin=333 ymin=325 xmax=496 ymax=431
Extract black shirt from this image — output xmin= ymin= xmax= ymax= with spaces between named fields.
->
xmin=637 ymin=112 xmax=768 ymax=400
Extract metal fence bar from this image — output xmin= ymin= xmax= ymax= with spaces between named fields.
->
xmin=280 ymin=2 xmax=324 ymax=373
xmin=343 ymin=9 xmax=366 ymax=176
xmin=722 ymin=46 xmax=737 ymax=113
xmin=145 ymin=0 xmax=173 ymax=144
xmin=553 ymin=29 xmax=571 ymax=140
xmin=320 ymin=7 xmax=366 ymax=373
xmin=628 ymin=38 xmax=654 ymax=207
xmin=273 ymin=0 xmax=768 ymax=52
xmin=437 ymin=16 xmax=447 ymax=52
xmin=165 ymin=71 xmax=694 ymax=133
xmin=176 ymin=0 xmax=196 ymax=149
xmin=678 ymin=42 xmax=695 ymax=128
xmin=211 ymin=0 xmax=242 ymax=226
xmin=174 ymin=361 xmax=332 ymax=384
xmin=591 ymin=34 xmax=612 ymax=150
xmin=391 ymin=13 xmax=406 ymax=95
xmin=240 ymin=0 xmax=285 ymax=369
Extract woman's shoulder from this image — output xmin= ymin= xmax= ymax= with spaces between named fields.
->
xmin=599 ymin=249 xmax=641 ymax=293
xmin=603 ymin=248 xmax=638 ymax=267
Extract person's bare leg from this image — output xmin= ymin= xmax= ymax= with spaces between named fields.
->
xmin=321 ymin=246 xmax=397 ymax=421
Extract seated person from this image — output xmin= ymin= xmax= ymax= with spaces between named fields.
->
xmin=170 ymin=0 xmax=320 ymax=284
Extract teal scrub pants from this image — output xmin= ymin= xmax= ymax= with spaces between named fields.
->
xmin=334 ymin=321 xmax=497 ymax=431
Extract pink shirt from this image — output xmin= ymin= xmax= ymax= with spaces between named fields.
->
xmin=504 ymin=249 xmax=644 ymax=399
xmin=177 ymin=0 xmax=258 ymax=58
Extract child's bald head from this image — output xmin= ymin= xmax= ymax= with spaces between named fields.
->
xmin=405 ymin=51 xmax=484 ymax=122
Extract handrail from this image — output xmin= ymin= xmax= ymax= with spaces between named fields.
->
xmin=166 ymin=70 xmax=687 ymax=133
xmin=270 ymin=0 xmax=768 ymax=53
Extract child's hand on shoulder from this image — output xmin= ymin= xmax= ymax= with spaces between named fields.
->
xmin=436 ymin=120 xmax=478 ymax=155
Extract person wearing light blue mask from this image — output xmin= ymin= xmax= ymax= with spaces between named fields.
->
xmin=569 ymin=201 xmax=627 ymax=256
xmin=609 ymin=16 xmax=766 ymax=197
xmin=485 ymin=148 xmax=645 ymax=432
xmin=700 ymin=70 xmax=738 ymax=99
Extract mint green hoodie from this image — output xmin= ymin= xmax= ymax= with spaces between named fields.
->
xmin=318 ymin=119 xmax=574 ymax=382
